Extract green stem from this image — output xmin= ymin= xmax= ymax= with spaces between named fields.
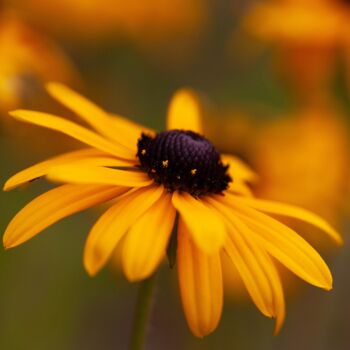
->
xmin=129 ymin=274 xmax=157 ymax=350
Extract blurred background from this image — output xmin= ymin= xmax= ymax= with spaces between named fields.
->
xmin=1 ymin=0 xmax=350 ymax=349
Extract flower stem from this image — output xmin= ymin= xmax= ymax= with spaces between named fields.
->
xmin=129 ymin=274 xmax=157 ymax=350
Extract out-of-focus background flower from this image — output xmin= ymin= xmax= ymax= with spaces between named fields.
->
xmin=1 ymin=0 xmax=350 ymax=349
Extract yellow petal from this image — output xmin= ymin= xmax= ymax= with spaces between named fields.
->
xmin=219 ymin=195 xmax=333 ymax=290
xmin=221 ymin=154 xmax=258 ymax=183
xmin=110 ymin=113 xmax=155 ymax=144
xmin=4 ymin=149 xmax=135 ymax=191
xmin=227 ymin=181 xmax=253 ymax=197
xmin=47 ymin=165 xmax=152 ymax=187
xmin=166 ymin=89 xmax=203 ymax=133
xmin=4 ymin=148 xmax=102 ymax=191
xmin=205 ymin=197 xmax=274 ymax=317
xmin=122 ymin=193 xmax=175 ymax=281
xmin=46 ymin=82 xmax=139 ymax=151
xmin=224 ymin=223 xmax=275 ymax=318
xmin=172 ymin=192 xmax=226 ymax=254
xmin=238 ymin=237 xmax=285 ymax=335
xmin=177 ymin=218 xmax=223 ymax=337
xmin=235 ymin=196 xmax=343 ymax=245
xmin=4 ymin=184 xmax=127 ymax=249
xmin=84 ymin=185 xmax=164 ymax=276
xmin=9 ymin=110 xmax=134 ymax=159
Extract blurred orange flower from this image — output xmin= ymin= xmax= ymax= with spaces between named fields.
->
xmin=0 ymin=10 xmax=78 ymax=112
xmin=243 ymin=0 xmax=350 ymax=103
xmin=5 ymin=0 xmax=208 ymax=52
xmin=253 ymin=108 xmax=349 ymax=239
xmin=244 ymin=0 xmax=346 ymax=46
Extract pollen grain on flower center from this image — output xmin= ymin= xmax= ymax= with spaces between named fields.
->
xmin=137 ymin=129 xmax=232 ymax=196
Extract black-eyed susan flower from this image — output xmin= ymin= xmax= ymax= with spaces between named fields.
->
xmin=4 ymin=83 xmax=342 ymax=337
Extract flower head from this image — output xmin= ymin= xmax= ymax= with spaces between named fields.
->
xmin=243 ymin=0 xmax=347 ymax=46
xmin=4 ymin=83 xmax=342 ymax=337
xmin=8 ymin=0 xmax=208 ymax=50
xmin=0 ymin=11 xmax=77 ymax=111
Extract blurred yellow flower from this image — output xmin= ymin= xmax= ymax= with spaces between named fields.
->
xmin=243 ymin=0 xmax=350 ymax=103
xmin=3 ymin=83 xmax=341 ymax=337
xmin=5 ymin=0 xmax=208 ymax=51
xmin=253 ymin=108 xmax=349 ymax=245
xmin=244 ymin=0 xmax=346 ymax=45
xmin=0 ymin=11 xmax=77 ymax=111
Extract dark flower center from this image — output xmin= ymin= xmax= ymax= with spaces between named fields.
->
xmin=137 ymin=130 xmax=232 ymax=196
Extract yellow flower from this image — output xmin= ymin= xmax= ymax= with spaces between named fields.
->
xmin=4 ymin=83 xmax=342 ymax=337
xmin=7 ymin=0 xmax=208 ymax=48
xmin=242 ymin=0 xmax=350 ymax=104
xmin=243 ymin=0 xmax=346 ymax=45
xmin=253 ymin=108 xmax=349 ymax=247
xmin=0 ymin=11 xmax=77 ymax=111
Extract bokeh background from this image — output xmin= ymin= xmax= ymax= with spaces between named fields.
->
xmin=1 ymin=0 xmax=350 ymax=349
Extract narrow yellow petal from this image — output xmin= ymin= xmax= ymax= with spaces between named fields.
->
xmin=172 ymin=192 xmax=226 ymax=254
xmin=122 ymin=193 xmax=176 ymax=281
xmin=224 ymin=224 xmax=274 ymax=318
xmin=84 ymin=185 xmax=164 ymax=276
xmin=235 ymin=236 xmax=285 ymax=335
xmin=221 ymin=154 xmax=258 ymax=183
xmin=4 ymin=148 xmax=106 ymax=191
xmin=205 ymin=197 xmax=274 ymax=317
xmin=207 ymin=197 xmax=284 ymax=333
xmin=166 ymin=89 xmax=203 ymax=133
xmin=219 ymin=195 xmax=333 ymax=290
xmin=235 ymin=196 xmax=343 ymax=245
xmin=233 ymin=227 xmax=285 ymax=334
xmin=46 ymin=82 xmax=139 ymax=151
xmin=4 ymin=184 xmax=127 ymax=249
xmin=9 ymin=110 xmax=134 ymax=159
xmin=177 ymin=219 xmax=223 ymax=337
xmin=47 ymin=165 xmax=152 ymax=187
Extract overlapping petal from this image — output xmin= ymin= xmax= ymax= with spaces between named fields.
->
xmin=177 ymin=218 xmax=223 ymax=337
xmin=46 ymin=82 xmax=143 ymax=151
xmin=122 ymin=192 xmax=176 ymax=281
xmin=84 ymin=185 xmax=164 ymax=276
xmin=9 ymin=110 xmax=134 ymax=159
xmin=4 ymin=184 xmax=127 ymax=249
xmin=218 ymin=195 xmax=333 ymax=290
xmin=47 ymin=165 xmax=152 ymax=187
xmin=172 ymin=191 xmax=226 ymax=254
xmin=235 ymin=196 xmax=342 ymax=244
xmin=3 ymin=148 xmax=134 ymax=191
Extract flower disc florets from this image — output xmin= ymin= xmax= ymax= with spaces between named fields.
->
xmin=137 ymin=130 xmax=232 ymax=196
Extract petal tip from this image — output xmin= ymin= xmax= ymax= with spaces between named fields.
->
xmin=84 ymin=263 xmax=98 ymax=277
xmin=83 ymin=255 xmax=99 ymax=277
xmin=3 ymin=235 xmax=14 ymax=250
xmin=46 ymin=81 xmax=65 ymax=94
xmin=3 ymin=182 xmax=11 ymax=192
xmin=324 ymin=284 xmax=333 ymax=292
xmin=8 ymin=110 xmax=23 ymax=119
xmin=335 ymin=235 xmax=344 ymax=246
xmin=124 ymin=272 xmax=143 ymax=283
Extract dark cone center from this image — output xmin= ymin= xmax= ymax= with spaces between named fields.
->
xmin=137 ymin=130 xmax=232 ymax=196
